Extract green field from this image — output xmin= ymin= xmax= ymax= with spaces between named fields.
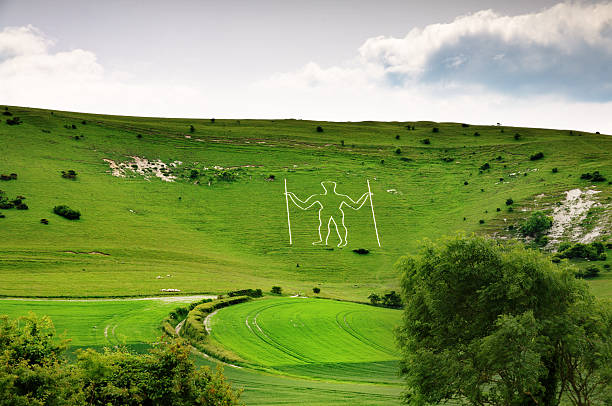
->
xmin=2 ymin=105 xmax=612 ymax=404
xmin=209 ymin=297 xmax=402 ymax=383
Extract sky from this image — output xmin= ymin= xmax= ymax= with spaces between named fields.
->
xmin=1 ymin=0 xmax=611 ymax=132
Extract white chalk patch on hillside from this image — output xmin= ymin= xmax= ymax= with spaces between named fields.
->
xmin=548 ymin=188 xmax=602 ymax=246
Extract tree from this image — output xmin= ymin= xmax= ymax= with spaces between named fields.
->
xmin=368 ymin=293 xmax=381 ymax=305
xmin=271 ymin=286 xmax=282 ymax=294
xmin=519 ymin=211 xmax=553 ymax=238
xmin=313 ymin=287 xmax=320 ymax=294
xmin=397 ymin=234 xmax=611 ymax=406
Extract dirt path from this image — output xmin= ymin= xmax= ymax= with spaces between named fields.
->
xmin=0 ymin=295 xmax=218 ymax=303
xmin=175 ymin=319 xmax=186 ymax=336
xmin=204 ymin=309 xmax=220 ymax=335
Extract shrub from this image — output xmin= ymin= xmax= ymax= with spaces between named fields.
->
xmin=368 ymin=293 xmax=381 ymax=305
xmin=316 ymin=126 xmax=323 ymax=133
xmin=506 ymin=198 xmax=514 ymax=206
xmin=211 ymin=118 xmax=215 ymax=123
xmin=61 ymin=170 xmax=77 ymax=180
xmin=421 ymin=138 xmax=431 ymax=145
xmin=395 ymin=135 xmax=400 ymax=140
xmin=480 ymin=162 xmax=490 ymax=170
xmin=189 ymin=169 xmax=199 ymax=179
xmin=312 ymin=287 xmax=320 ymax=294
xmin=400 ymin=157 xmax=413 ymax=162
xmin=514 ymin=133 xmax=521 ymax=140
xmin=382 ymin=291 xmax=402 ymax=308
xmin=473 ymin=132 xmax=480 ymax=136
xmin=136 ymin=134 xmax=142 ymax=139
xmin=442 ymin=157 xmax=454 ymax=162
xmin=496 ymin=207 xmax=501 ymax=212
xmin=53 ymin=205 xmax=81 ymax=220
xmin=464 ymin=181 xmax=469 ymax=185
xmin=2 ymin=111 xmax=12 ymax=116
xmin=15 ymin=202 xmax=28 ymax=210
xmin=580 ymin=171 xmax=606 ymax=182
xmin=530 ymin=152 xmax=544 ymax=161
xmin=395 ymin=148 xmax=402 ymax=154
xmin=189 ymin=124 xmax=195 ymax=133
xmin=577 ymin=265 xmax=601 ymax=279
xmin=6 ymin=117 xmax=22 ymax=125
xmin=558 ymin=242 xmax=606 ymax=261
xmin=461 ymin=123 xmax=469 ymax=127
xmin=340 ymin=140 xmax=345 ymax=146
xmin=271 ymin=286 xmax=282 ymax=294
xmin=227 ymin=288 xmax=262 ymax=298
xmin=432 ymin=127 xmax=439 ymax=133
xmin=352 ymin=248 xmax=369 ymax=255
xmin=479 ymin=219 xmax=485 ymax=224
xmin=519 ymin=211 xmax=553 ymax=237
xmin=40 ymin=218 xmax=49 ymax=224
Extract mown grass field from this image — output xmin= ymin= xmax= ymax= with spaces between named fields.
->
xmin=209 ymin=297 xmax=402 ymax=383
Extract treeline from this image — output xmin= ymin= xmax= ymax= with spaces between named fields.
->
xmin=0 ymin=314 xmax=242 ymax=405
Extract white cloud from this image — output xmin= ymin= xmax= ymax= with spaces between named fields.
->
xmin=268 ymin=2 xmax=612 ymax=101
xmin=0 ymin=25 xmax=201 ymax=117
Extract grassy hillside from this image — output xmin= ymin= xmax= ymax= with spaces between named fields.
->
xmin=2 ymin=105 xmax=611 ymax=301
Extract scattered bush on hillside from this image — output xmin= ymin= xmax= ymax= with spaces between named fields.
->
xmin=0 ymin=173 xmax=17 ymax=181
xmin=519 ymin=211 xmax=553 ymax=238
xmin=432 ymin=127 xmax=439 ymax=133
xmin=227 ymin=288 xmax=262 ymax=298
xmin=136 ymin=134 xmax=142 ymax=139
xmin=210 ymin=118 xmax=215 ymax=123
xmin=313 ymin=287 xmax=320 ymax=294
xmin=395 ymin=148 xmax=402 ymax=154
xmin=189 ymin=169 xmax=199 ymax=179
xmin=61 ymin=170 xmax=77 ymax=180
xmin=506 ymin=198 xmax=514 ymax=206
xmin=5 ymin=117 xmax=21 ymax=125
xmin=480 ymin=162 xmax=490 ymax=171
xmin=340 ymin=140 xmax=345 ymax=146
xmin=441 ymin=157 xmax=454 ymax=162
xmin=580 ymin=171 xmax=606 ymax=182
xmin=395 ymin=135 xmax=400 ymax=140
xmin=479 ymin=219 xmax=485 ymax=224
xmin=352 ymin=248 xmax=369 ymax=255
xmin=2 ymin=111 xmax=12 ymax=116
xmin=421 ymin=138 xmax=431 ymax=145
xmin=368 ymin=293 xmax=380 ymax=305
xmin=190 ymin=124 xmax=195 ymax=133
xmin=514 ymin=133 xmax=521 ymax=140
xmin=40 ymin=218 xmax=49 ymax=224
xmin=271 ymin=286 xmax=282 ymax=294
xmin=576 ymin=265 xmax=601 ymax=279
xmin=552 ymin=167 xmax=558 ymax=173
xmin=316 ymin=125 xmax=323 ymax=133
xmin=461 ymin=123 xmax=470 ymax=127
xmin=400 ymin=157 xmax=413 ymax=162
xmin=556 ymin=241 xmax=606 ymax=261
xmin=473 ymin=131 xmax=480 ymax=136
xmin=530 ymin=151 xmax=544 ymax=161
xmin=53 ymin=205 xmax=81 ymax=220
xmin=0 ymin=213 xmax=4 ymax=218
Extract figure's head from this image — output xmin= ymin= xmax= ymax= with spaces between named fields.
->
xmin=320 ymin=181 xmax=337 ymax=193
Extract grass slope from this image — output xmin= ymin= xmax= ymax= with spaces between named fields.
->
xmin=2 ymin=106 xmax=611 ymax=300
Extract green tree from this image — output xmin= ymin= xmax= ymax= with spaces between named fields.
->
xmin=519 ymin=211 xmax=553 ymax=238
xmin=397 ymin=235 xmax=611 ymax=406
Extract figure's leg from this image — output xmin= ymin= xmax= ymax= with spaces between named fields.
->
xmin=312 ymin=210 xmax=324 ymax=245
xmin=339 ymin=211 xmax=348 ymax=247
xmin=324 ymin=217 xmax=334 ymax=246
xmin=329 ymin=216 xmax=345 ymax=247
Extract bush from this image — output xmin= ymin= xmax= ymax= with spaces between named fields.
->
xmin=190 ymin=124 xmax=195 ymax=133
xmin=395 ymin=148 xmax=401 ymax=154
xmin=580 ymin=171 xmax=606 ymax=182
xmin=558 ymin=242 xmax=606 ymax=261
xmin=313 ymin=287 xmax=320 ymax=294
xmin=441 ymin=157 xmax=454 ymax=162
xmin=61 ymin=170 xmax=77 ymax=180
xmin=395 ymin=135 xmax=400 ymax=140
xmin=316 ymin=126 xmax=323 ymax=133
xmin=227 ymin=288 xmax=262 ymax=298
xmin=519 ymin=211 xmax=553 ymax=237
xmin=552 ymin=167 xmax=558 ymax=173
xmin=271 ymin=286 xmax=282 ymax=294
xmin=53 ymin=205 xmax=81 ymax=220
xmin=352 ymin=248 xmax=369 ymax=255
xmin=5 ymin=117 xmax=21 ymax=125
xmin=506 ymin=198 xmax=514 ymax=206
xmin=514 ymin=133 xmax=521 ymax=140
xmin=382 ymin=291 xmax=402 ymax=308
xmin=461 ymin=123 xmax=470 ymax=127
xmin=530 ymin=152 xmax=544 ymax=161
xmin=368 ymin=293 xmax=380 ymax=305
xmin=432 ymin=127 xmax=439 ymax=133
xmin=479 ymin=219 xmax=485 ymax=224
xmin=576 ymin=265 xmax=601 ymax=279
xmin=400 ymin=157 xmax=413 ymax=162
xmin=480 ymin=162 xmax=490 ymax=170
xmin=421 ymin=138 xmax=431 ymax=145
xmin=473 ymin=132 xmax=480 ymax=136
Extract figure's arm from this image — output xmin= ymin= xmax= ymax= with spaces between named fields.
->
xmin=342 ymin=192 xmax=371 ymax=210
xmin=286 ymin=192 xmax=320 ymax=210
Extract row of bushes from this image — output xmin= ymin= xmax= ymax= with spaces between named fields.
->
xmin=161 ymin=297 xmax=214 ymax=336
xmin=555 ymin=241 xmax=607 ymax=261
xmin=0 ymin=192 xmax=27 ymax=210
xmin=181 ymin=296 xmax=251 ymax=342
xmin=368 ymin=291 xmax=402 ymax=308
xmin=227 ymin=288 xmax=263 ymax=298
xmin=53 ymin=205 xmax=80 ymax=220
xmin=0 ymin=173 xmax=17 ymax=181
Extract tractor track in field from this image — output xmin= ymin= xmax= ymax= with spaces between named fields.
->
xmin=0 ymin=295 xmax=218 ymax=303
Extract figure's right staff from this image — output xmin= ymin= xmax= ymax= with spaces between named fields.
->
xmin=367 ymin=179 xmax=381 ymax=247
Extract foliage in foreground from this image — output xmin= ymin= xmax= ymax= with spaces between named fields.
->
xmin=397 ymin=235 xmax=612 ymax=406
xmin=0 ymin=314 xmax=242 ymax=405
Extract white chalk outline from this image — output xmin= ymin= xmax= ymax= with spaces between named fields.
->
xmin=284 ymin=180 xmax=375 ymax=247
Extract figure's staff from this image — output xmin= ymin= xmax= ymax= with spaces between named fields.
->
xmin=367 ymin=179 xmax=381 ymax=247
xmin=284 ymin=178 xmax=293 ymax=245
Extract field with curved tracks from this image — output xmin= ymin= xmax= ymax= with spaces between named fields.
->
xmin=209 ymin=297 xmax=402 ymax=384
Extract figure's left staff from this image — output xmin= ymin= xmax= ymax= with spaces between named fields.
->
xmin=284 ymin=178 xmax=293 ymax=245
